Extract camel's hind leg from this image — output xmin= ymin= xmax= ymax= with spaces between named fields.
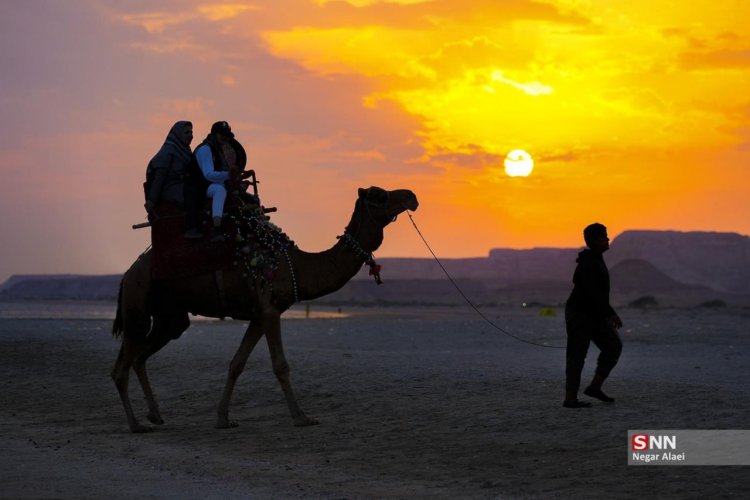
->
xmin=216 ymin=320 xmax=265 ymax=429
xmin=133 ymin=311 xmax=190 ymax=425
xmin=265 ymin=314 xmax=319 ymax=427
xmin=112 ymin=251 xmax=155 ymax=433
xmin=112 ymin=333 xmax=152 ymax=433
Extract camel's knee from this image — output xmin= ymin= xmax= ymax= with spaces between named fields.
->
xmin=272 ymin=360 xmax=290 ymax=382
xmin=112 ymin=338 xmax=143 ymax=382
xmin=111 ymin=363 xmax=129 ymax=391
xmin=111 ymin=360 xmax=125 ymax=385
xmin=132 ymin=356 xmax=149 ymax=373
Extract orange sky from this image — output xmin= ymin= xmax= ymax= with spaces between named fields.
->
xmin=0 ymin=0 xmax=749 ymax=281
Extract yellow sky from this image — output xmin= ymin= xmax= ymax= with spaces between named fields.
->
xmin=259 ymin=0 xmax=750 ymax=247
xmin=0 ymin=0 xmax=748 ymax=279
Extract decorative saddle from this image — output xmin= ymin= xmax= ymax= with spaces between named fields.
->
xmin=149 ymin=200 xmax=293 ymax=284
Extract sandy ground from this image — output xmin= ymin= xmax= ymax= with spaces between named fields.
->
xmin=1 ymin=305 xmax=749 ymax=499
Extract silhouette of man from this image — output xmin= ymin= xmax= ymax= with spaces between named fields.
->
xmin=185 ymin=120 xmax=249 ymax=242
xmin=563 ymin=222 xmax=623 ymax=408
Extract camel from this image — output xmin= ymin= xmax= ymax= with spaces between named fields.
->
xmin=111 ymin=186 xmax=419 ymax=433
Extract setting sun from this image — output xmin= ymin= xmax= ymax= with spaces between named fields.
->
xmin=504 ymin=150 xmax=534 ymax=177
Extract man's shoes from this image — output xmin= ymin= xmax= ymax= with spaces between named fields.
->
xmin=183 ymin=228 xmax=204 ymax=239
xmin=563 ymin=400 xmax=592 ymax=408
xmin=584 ymin=386 xmax=615 ymax=403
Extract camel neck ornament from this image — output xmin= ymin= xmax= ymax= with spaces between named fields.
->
xmin=282 ymin=247 xmax=299 ymax=302
xmin=337 ymin=232 xmax=383 ymax=284
xmin=111 ymin=185 xmax=418 ymax=433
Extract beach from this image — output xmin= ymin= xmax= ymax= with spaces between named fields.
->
xmin=1 ymin=303 xmax=749 ymax=499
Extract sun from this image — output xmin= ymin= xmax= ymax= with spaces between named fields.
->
xmin=504 ymin=149 xmax=534 ymax=177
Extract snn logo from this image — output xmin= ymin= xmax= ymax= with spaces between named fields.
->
xmin=632 ymin=434 xmax=677 ymax=451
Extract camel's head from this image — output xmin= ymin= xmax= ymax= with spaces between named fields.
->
xmin=343 ymin=186 xmax=418 ymax=253
xmin=357 ymin=186 xmax=419 ymax=226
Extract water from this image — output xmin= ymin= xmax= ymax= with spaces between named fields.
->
xmin=0 ymin=300 xmax=117 ymax=320
xmin=0 ymin=300 xmax=347 ymax=320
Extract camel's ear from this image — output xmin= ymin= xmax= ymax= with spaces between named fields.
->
xmin=358 ymin=188 xmax=367 ymax=198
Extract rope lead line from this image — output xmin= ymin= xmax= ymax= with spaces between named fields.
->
xmin=406 ymin=211 xmax=565 ymax=349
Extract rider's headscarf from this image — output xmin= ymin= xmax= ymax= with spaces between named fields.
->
xmin=152 ymin=120 xmax=193 ymax=165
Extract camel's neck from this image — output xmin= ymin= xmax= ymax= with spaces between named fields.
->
xmin=291 ymin=208 xmax=384 ymax=302
xmin=290 ymin=243 xmax=362 ymax=302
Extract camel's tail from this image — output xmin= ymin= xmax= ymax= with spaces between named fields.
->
xmin=112 ymin=278 xmax=124 ymax=338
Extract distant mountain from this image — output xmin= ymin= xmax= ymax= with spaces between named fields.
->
xmin=0 ymin=274 xmax=121 ymax=301
xmin=606 ymin=230 xmax=750 ymax=292
xmin=354 ymin=248 xmax=577 ymax=288
xmin=364 ymin=230 xmax=750 ymax=293
xmin=1 ymin=230 xmax=747 ymax=302
xmin=0 ymin=274 xmax=83 ymax=293
xmin=608 ymin=259 xmax=709 ymax=292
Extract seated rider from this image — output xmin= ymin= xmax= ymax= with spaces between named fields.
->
xmin=190 ymin=121 xmax=249 ymax=241
xmin=144 ymin=120 xmax=202 ymax=238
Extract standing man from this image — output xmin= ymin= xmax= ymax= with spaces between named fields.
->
xmin=563 ymin=223 xmax=623 ymax=408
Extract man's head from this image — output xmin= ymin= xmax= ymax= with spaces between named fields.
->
xmin=210 ymin=120 xmax=235 ymax=141
xmin=583 ymin=222 xmax=609 ymax=252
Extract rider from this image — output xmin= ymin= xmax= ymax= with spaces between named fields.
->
xmin=144 ymin=121 xmax=203 ymax=238
xmin=189 ymin=121 xmax=249 ymax=241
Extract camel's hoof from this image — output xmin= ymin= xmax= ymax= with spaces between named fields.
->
xmin=215 ymin=419 xmax=239 ymax=429
xmin=147 ymin=413 xmax=165 ymax=425
xmin=293 ymin=415 xmax=319 ymax=427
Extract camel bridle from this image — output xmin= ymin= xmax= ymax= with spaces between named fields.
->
xmin=360 ymin=188 xmax=400 ymax=227
xmin=345 ymin=188 xmax=399 ymax=241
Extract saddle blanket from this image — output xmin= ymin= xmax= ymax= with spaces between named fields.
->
xmin=150 ymin=204 xmax=234 ymax=281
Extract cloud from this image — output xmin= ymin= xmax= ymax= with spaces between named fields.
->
xmin=119 ymin=3 xmax=257 ymax=33
xmin=254 ymin=2 xmax=595 ymax=172
xmin=537 ymin=151 xmax=578 ymax=163
xmin=417 ymin=144 xmax=502 ymax=171
xmin=680 ymin=48 xmax=750 ymax=70
xmin=316 ymin=0 xmax=432 ymax=6
xmin=490 ymin=70 xmax=553 ymax=96
xmin=197 ymin=4 xmax=258 ymax=21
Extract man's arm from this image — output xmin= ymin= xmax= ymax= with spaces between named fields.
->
xmin=145 ymin=155 xmax=172 ymax=213
xmin=147 ymin=163 xmax=169 ymax=204
xmin=582 ymin=264 xmax=622 ymax=329
xmin=195 ymin=145 xmax=230 ymax=183
xmin=578 ymin=260 xmax=613 ymax=318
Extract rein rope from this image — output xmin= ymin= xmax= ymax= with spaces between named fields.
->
xmin=406 ymin=210 xmax=565 ymax=349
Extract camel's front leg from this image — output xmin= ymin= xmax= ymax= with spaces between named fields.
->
xmin=216 ymin=321 xmax=264 ymax=429
xmin=265 ymin=314 xmax=319 ymax=426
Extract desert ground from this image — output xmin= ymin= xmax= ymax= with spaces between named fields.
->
xmin=1 ymin=303 xmax=749 ymax=499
